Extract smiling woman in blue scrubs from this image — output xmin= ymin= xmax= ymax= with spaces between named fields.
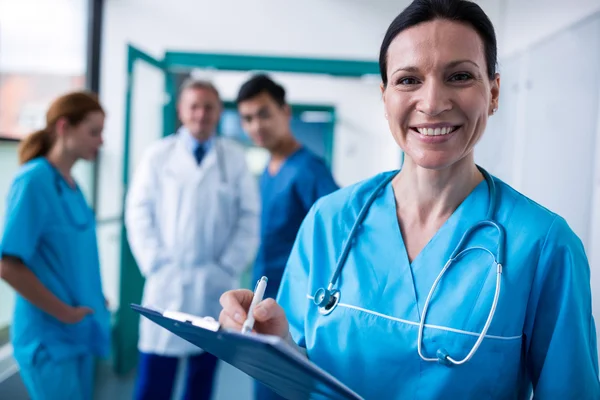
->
xmin=218 ymin=0 xmax=600 ymax=398
xmin=0 ymin=92 xmax=110 ymax=400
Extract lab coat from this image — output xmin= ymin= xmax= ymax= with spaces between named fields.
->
xmin=125 ymin=134 xmax=260 ymax=356
xmin=278 ymin=170 xmax=600 ymax=399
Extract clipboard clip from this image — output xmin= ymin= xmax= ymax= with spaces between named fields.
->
xmin=163 ymin=310 xmax=221 ymax=332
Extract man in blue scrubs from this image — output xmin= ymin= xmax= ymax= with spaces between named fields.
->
xmin=237 ymin=73 xmax=338 ymax=400
xmin=236 ymin=74 xmax=339 ymax=399
xmin=237 ymin=74 xmax=339 ymax=300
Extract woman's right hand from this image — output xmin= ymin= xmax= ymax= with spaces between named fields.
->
xmin=60 ymin=306 xmax=94 ymax=324
xmin=219 ymin=289 xmax=289 ymax=339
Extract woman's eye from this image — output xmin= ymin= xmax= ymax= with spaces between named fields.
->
xmin=397 ymin=77 xmax=420 ymax=85
xmin=449 ymin=73 xmax=473 ymax=82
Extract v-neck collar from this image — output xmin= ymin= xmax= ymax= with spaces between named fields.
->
xmin=43 ymin=158 xmax=79 ymax=192
xmin=390 ymin=178 xmax=489 ymax=271
xmin=379 ymin=178 xmax=490 ymax=319
xmin=265 ymin=147 xmax=304 ymax=178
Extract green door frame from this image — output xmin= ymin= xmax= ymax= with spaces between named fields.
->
xmin=114 ymin=44 xmax=167 ymax=375
xmin=115 ymin=45 xmax=380 ymax=376
xmin=161 ymin=51 xmax=379 ymax=137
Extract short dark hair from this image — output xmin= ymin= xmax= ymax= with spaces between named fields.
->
xmin=236 ymin=74 xmax=286 ymax=107
xmin=379 ymin=0 xmax=497 ymax=86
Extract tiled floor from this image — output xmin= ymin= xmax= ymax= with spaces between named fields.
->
xmin=94 ymin=360 xmax=253 ymax=400
xmin=0 ymin=350 xmax=28 ymax=400
xmin=0 ymin=372 xmax=28 ymax=400
xmin=1 ymin=358 xmax=253 ymax=400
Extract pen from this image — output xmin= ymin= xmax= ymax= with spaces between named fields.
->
xmin=241 ymin=276 xmax=268 ymax=334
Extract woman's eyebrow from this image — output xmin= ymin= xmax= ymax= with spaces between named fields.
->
xmin=391 ymin=60 xmax=480 ymax=75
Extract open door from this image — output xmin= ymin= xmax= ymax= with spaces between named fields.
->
xmin=113 ymin=45 xmax=168 ymax=375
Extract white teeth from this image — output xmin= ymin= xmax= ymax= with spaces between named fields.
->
xmin=417 ymin=126 xmax=456 ymax=136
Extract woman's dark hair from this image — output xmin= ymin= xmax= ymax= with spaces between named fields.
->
xmin=379 ymin=0 xmax=497 ymax=86
xmin=18 ymin=91 xmax=104 ymax=165
xmin=236 ymin=74 xmax=286 ymax=107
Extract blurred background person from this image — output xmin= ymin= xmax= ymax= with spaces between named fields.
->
xmin=125 ymin=79 xmax=260 ymax=400
xmin=237 ymin=74 xmax=338 ymax=300
xmin=0 ymin=91 xmax=111 ymax=400
xmin=236 ymin=74 xmax=339 ymax=400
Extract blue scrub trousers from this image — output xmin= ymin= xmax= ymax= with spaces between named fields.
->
xmin=18 ymin=346 xmax=95 ymax=400
xmin=134 ymin=352 xmax=219 ymax=400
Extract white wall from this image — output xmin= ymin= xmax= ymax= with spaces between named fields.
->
xmin=501 ymin=0 xmax=600 ymax=57
xmin=0 ymin=0 xmax=87 ymax=74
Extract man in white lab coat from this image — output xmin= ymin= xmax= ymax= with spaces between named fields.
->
xmin=125 ymin=79 xmax=260 ymax=400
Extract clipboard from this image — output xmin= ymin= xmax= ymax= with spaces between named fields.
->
xmin=131 ymin=304 xmax=363 ymax=400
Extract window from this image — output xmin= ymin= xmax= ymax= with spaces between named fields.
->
xmin=0 ymin=0 xmax=88 ymax=140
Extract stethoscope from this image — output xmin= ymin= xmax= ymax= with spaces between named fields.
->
xmin=215 ymin=140 xmax=228 ymax=184
xmin=313 ymin=166 xmax=506 ymax=367
xmin=48 ymin=161 xmax=94 ymax=231
xmin=40 ymin=160 xmax=99 ymax=311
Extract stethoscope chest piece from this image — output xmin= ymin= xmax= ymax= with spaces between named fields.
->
xmin=314 ymin=288 xmax=340 ymax=315
xmin=436 ymin=348 xmax=453 ymax=367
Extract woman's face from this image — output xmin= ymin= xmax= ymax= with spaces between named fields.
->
xmin=382 ymin=19 xmax=500 ymax=170
xmin=63 ymin=111 xmax=105 ymax=161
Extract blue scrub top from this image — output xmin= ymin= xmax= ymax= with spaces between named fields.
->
xmin=253 ymin=147 xmax=338 ymax=299
xmin=0 ymin=158 xmax=110 ymax=365
xmin=278 ymin=170 xmax=600 ymax=399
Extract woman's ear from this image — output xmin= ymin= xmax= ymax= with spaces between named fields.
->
xmin=54 ymin=117 xmax=70 ymax=137
xmin=381 ymin=83 xmax=388 ymax=119
xmin=489 ymin=73 xmax=500 ymax=115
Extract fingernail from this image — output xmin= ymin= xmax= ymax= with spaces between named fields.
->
xmin=234 ymin=313 xmax=244 ymax=323
xmin=255 ymin=306 xmax=267 ymax=319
